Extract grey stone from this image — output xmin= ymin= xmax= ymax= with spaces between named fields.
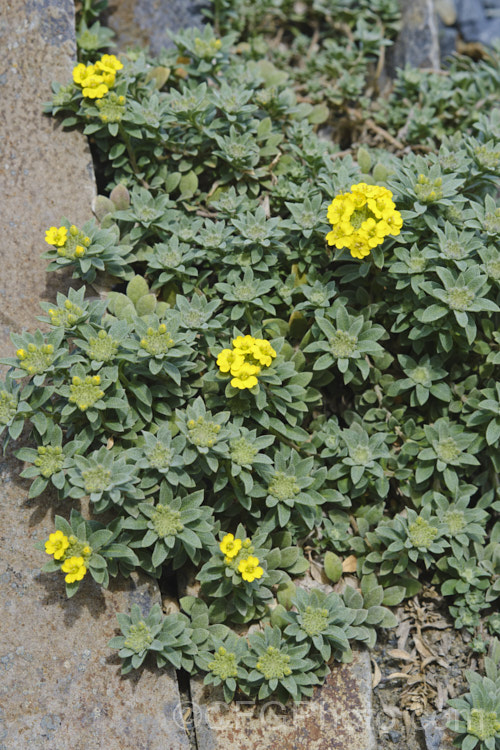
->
xmin=435 ymin=0 xmax=458 ymax=24
xmin=388 ymin=730 xmax=402 ymax=743
xmin=437 ymin=21 xmax=458 ymax=61
xmin=190 ymin=648 xmax=376 ymax=750
xmin=484 ymin=0 xmax=500 ymax=16
xmin=106 ymin=0 xmax=207 ymax=55
xmin=455 ymin=0 xmax=500 ymax=45
xmin=391 ymin=0 xmax=441 ymax=70
xmin=0 ymin=1 xmax=190 ymax=747
xmin=421 ymin=710 xmax=459 ymax=750
xmin=0 ymin=454 xmax=189 ymax=750
xmin=0 ymin=0 xmax=95 ymax=374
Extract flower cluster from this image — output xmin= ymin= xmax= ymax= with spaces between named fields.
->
xmin=326 ymin=182 xmax=403 ymax=259
xmin=69 ymin=374 xmax=105 ymax=411
xmin=44 ymin=224 xmax=91 ymax=259
xmin=16 ymin=344 xmax=54 ymax=376
xmin=216 ymin=335 xmax=277 ymax=390
xmin=44 ymin=530 xmax=90 ymax=583
xmin=72 ymin=54 xmax=123 ymax=99
xmin=219 ymin=534 xmax=264 ymax=582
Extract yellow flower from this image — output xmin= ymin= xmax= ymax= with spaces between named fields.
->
xmin=99 ymin=70 xmax=116 ymax=87
xmin=217 ymin=348 xmax=245 ymax=374
xmin=45 ymin=226 xmax=68 ymax=247
xmin=230 ymin=362 xmax=260 ymax=390
xmin=61 ymin=556 xmax=87 ymax=583
xmin=232 ymin=335 xmax=256 ymax=356
xmin=45 ymin=530 xmax=69 ymax=560
xmin=238 ymin=556 xmax=264 ymax=582
xmin=81 ymin=76 xmax=109 ymax=99
xmin=343 ymin=235 xmax=371 ymax=260
xmin=386 ymin=211 xmax=403 ymax=236
xmin=327 ymin=194 xmax=354 ymax=224
xmin=98 ymin=54 xmax=123 ymax=72
xmin=326 ymin=183 xmax=402 ymax=260
xmin=73 ymin=58 xmax=121 ymax=100
xmin=219 ymin=533 xmax=242 ymax=558
xmin=72 ymin=63 xmax=89 ymax=85
xmin=251 ymin=338 xmax=277 ymax=367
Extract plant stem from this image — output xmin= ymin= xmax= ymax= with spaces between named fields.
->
xmin=118 ymin=124 xmax=149 ymax=188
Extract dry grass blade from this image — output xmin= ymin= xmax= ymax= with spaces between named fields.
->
xmin=387 ymin=649 xmax=416 ymax=661
xmin=371 ymin=657 xmax=382 ymax=688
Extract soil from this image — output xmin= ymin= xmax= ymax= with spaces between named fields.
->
xmin=371 ymin=586 xmax=484 ymax=749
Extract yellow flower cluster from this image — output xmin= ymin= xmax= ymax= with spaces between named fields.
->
xmin=45 ymin=530 xmax=90 ymax=583
xmin=44 ymin=224 xmax=91 ymax=258
xmin=217 ymin=335 xmax=277 ymax=390
xmin=219 ymin=534 xmax=264 ymax=583
xmin=72 ymin=54 xmax=123 ymax=99
xmin=326 ymin=182 xmax=403 ymax=260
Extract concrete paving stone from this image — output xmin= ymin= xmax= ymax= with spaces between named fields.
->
xmin=106 ymin=0 xmax=206 ymax=55
xmin=190 ymin=647 xmax=376 ymax=750
xmin=392 ymin=0 xmax=441 ymax=70
xmin=0 ymin=0 xmax=96 ymax=368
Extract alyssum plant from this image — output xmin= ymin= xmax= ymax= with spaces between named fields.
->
xmin=1 ymin=2 xmax=499 ymax=727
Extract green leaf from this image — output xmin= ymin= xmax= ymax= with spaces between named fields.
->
xmin=308 ymin=103 xmax=329 ymax=124
xmin=486 ymin=419 xmax=500 ymax=446
xmin=28 ymin=476 xmax=48 ymax=498
xmin=279 ymin=547 xmax=299 ymax=569
xmin=324 ymin=551 xmax=343 ymax=583
xmin=461 ymin=734 xmax=479 ymax=750
xmin=378 ymin=609 xmax=398 ymax=628
xmin=286 ymin=556 xmax=309 ymax=575
xmin=419 ymin=305 xmax=447 ymax=323
xmin=357 ymin=147 xmax=372 ymax=174
xmin=126 ymin=276 xmax=149 ymax=305
xmin=382 ymin=586 xmax=406 ymax=607
xmin=179 ymin=171 xmax=199 ymax=199
xmin=136 ymin=294 xmax=157 ymax=316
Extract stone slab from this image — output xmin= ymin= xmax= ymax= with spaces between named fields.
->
xmin=190 ymin=648 xmax=376 ymax=750
xmin=106 ymin=0 xmax=205 ymax=55
xmin=0 ymin=454 xmax=190 ymax=750
xmin=391 ymin=0 xmax=441 ymax=70
xmin=0 ymin=0 xmax=96 ymax=370
xmin=0 ymin=2 xmax=189 ymax=748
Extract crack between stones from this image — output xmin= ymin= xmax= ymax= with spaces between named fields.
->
xmin=175 ymin=667 xmax=199 ymax=750
xmin=168 ymin=569 xmax=198 ymax=750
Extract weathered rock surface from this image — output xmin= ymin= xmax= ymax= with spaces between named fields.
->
xmin=0 ymin=452 xmax=190 ymax=750
xmin=392 ymin=0 xmax=441 ymax=70
xmin=106 ymin=0 xmax=205 ymax=55
xmin=190 ymin=648 xmax=376 ymax=750
xmin=0 ymin=2 xmax=189 ymax=748
xmin=421 ymin=710 xmax=459 ymax=750
xmin=454 ymin=0 xmax=500 ymax=44
xmin=0 ymin=0 xmax=95 ymax=370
